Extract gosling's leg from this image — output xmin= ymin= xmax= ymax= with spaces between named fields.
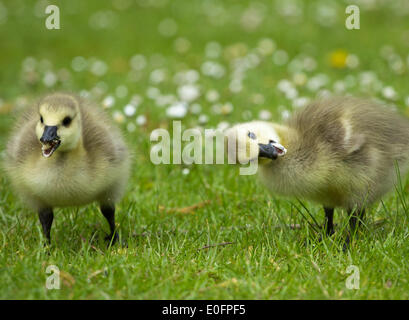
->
xmin=38 ymin=208 xmax=54 ymax=244
xmin=324 ymin=207 xmax=334 ymax=236
xmin=100 ymin=204 xmax=118 ymax=245
xmin=349 ymin=207 xmax=365 ymax=232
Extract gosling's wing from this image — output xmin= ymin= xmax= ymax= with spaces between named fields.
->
xmin=288 ymin=97 xmax=359 ymax=157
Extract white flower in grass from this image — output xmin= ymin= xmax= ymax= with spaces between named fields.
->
xmin=166 ymin=102 xmax=188 ymax=118
xmin=185 ymin=70 xmax=200 ymax=83
xmin=130 ymin=54 xmax=147 ymax=70
xmin=158 ymin=18 xmax=178 ymax=37
xmin=90 ymin=60 xmax=108 ymax=76
xmin=257 ymin=38 xmax=276 ymax=56
xmin=190 ymin=103 xmax=202 ymax=114
xmin=206 ymin=90 xmax=220 ymax=102
xmin=124 ymin=104 xmax=137 ymax=117
xmin=277 ymin=79 xmax=293 ymax=92
xmin=306 ymin=74 xmax=329 ymax=92
xmin=102 ymin=95 xmax=115 ymax=108
xmin=201 ymin=61 xmax=226 ymax=78
xmin=258 ymin=110 xmax=272 ymax=120
xmin=217 ymin=121 xmax=230 ymax=131
xmin=288 ymin=58 xmax=303 ymax=74
xmin=303 ymin=56 xmax=317 ymax=72
xmin=333 ymin=81 xmax=346 ymax=93
xmin=292 ymin=73 xmax=307 ymax=86
xmin=136 ymin=115 xmax=147 ymax=126
xmin=293 ymin=97 xmax=310 ymax=108
xmin=146 ymin=87 xmax=160 ymax=99
xmin=198 ymin=114 xmax=209 ymax=125
xmin=281 ymin=110 xmax=291 ymax=120
xmin=229 ymin=79 xmax=243 ymax=93
xmin=150 ymin=69 xmax=166 ymax=84
xmin=22 ymin=56 xmax=36 ymax=72
xmin=346 ymin=54 xmax=359 ymax=69
xmin=43 ymin=71 xmax=57 ymax=87
xmin=182 ymin=168 xmax=190 ymax=175
xmin=130 ymin=94 xmax=143 ymax=106
xmin=178 ymin=84 xmax=200 ymax=102
xmin=211 ymin=103 xmax=221 ymax=115
xmin=252 ymin=93 xmax=265 ymax=105
xmin=221 ymin=102 xmax=234 ymax=115
xmin=317 ymin=89 xmax=332 ymax=99
xmin=71 ymin=56 xmax=88 ymax=72
xmin=285 ymin=87 xmax=298 ymax=100
xmin=382 ymin=86 xmax=398 ymax=100
xmin=156 ymin=94 xmax=176 ymax=107
xmin=173 ymin=69 xmax=200 ymax=85
xmin=174 ymin=37 xmax=191 ymax=54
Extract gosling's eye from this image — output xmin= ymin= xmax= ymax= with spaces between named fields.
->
xmin=269 ymin=139 xmax=276 ymax=144
xmin=62 ymin=116 xmax=72 ymax=127
xmin=40 ymin=116 xmax=44 ymax=124
xmin=248 ymin=132 xmax=257 ymax=140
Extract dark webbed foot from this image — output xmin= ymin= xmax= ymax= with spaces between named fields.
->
xmin=323 ymin=207 xmax=335 ymax=236
xmin=38 ymin=208 xmax=54 ymax=244
xmin=104 ymin=232 xmax=119 ymax=245
xmin=342 ymin=207 xmax=365 ymax=251
xmin=100 ymin=204 xmax=118 ymax=246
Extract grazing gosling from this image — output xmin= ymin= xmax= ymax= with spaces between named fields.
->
xmin=4 ymin=93 xmax=131 ymax=244
xmin=225 ymin=97 xmax=409 ymax=236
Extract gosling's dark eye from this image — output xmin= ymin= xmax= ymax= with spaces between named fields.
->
xmin=62 ymin=116 xmax=72 ymax=127
xmin=248 ymin=132 xmax=257 ymax=140
xmin=40 ymin=116 xmax=44 ymax=124
xmin=269 ymin=139 xmax=276 ymax=144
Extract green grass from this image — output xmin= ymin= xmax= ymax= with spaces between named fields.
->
xmin=1 ymin=0 xmax=409 ymax=299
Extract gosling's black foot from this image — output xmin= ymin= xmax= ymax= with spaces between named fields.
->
xmin=105 ymin=232 xmax=119 ymax=246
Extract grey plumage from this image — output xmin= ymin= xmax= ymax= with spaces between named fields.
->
xmin=226 ymin=97 xmax=409 ymax=236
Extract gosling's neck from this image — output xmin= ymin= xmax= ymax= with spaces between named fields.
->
xmin=258 ymin=124 xmax=308 ymax=196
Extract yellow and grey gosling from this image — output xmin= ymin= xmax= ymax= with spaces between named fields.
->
xmin=225 ymin=97 xmax=409 ymax=236
xmin=3 ymin=92 xmax=131 ymax=244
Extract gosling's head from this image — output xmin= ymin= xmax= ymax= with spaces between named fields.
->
xmin=35 ymin=94 xmax=82 ymax=158
xmin=225 ymin=121 xmax=287 ymax=164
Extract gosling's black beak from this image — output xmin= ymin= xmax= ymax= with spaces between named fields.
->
xmin=258 ymin=143 xmax=278 ymax=160
xmin=40 ymin=126 xmax=59 ymax=143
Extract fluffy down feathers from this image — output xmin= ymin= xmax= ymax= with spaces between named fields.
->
xmin=227 ymin=97 xmax=409 ymax=210
xmin=4 ymin=92 xmax=131 ymax=211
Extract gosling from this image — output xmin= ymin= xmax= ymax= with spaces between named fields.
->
xmin=225 ymin=97 xmax=409 ymax=237
xmin=4 ymin=92 xmax=131 ymax=244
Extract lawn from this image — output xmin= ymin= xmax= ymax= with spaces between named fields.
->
xmin=1 ymin=0 xmax=409 ymax=299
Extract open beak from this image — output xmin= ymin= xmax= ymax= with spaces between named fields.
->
xmin=258 ymin=142 xmax=286 ymax=160
xmin=40 ymin=126 xmax=61 ymax=158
